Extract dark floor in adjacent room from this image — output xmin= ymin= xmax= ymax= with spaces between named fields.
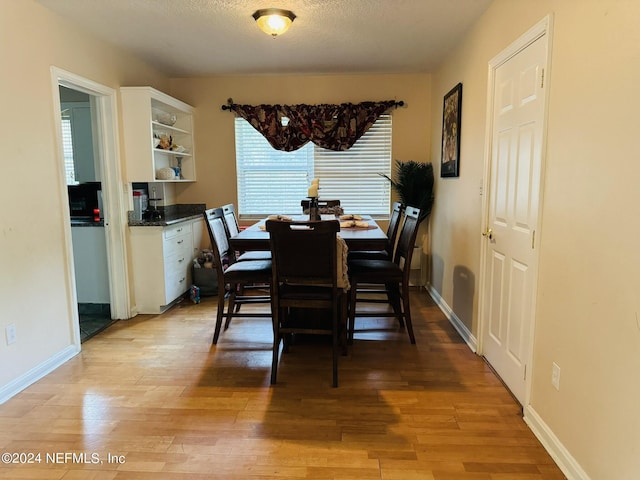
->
xmin=78 ymin=303 xmax=117 ymax=342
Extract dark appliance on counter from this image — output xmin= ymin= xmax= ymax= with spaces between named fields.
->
xmin=68 ymin=182 xmax=102 ymax=222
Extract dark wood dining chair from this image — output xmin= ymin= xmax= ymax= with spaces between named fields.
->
xmin=221 ymin=203 xmax=271 ymax=262
xmin=266 ymin=219 xmax=347 ymax=387
xmin=347 ymin=206 xmax=422 ymax=345
xmin=203 ymin=208 xmax=272 ymax=344
xmin=348 ymin=201 xmax=404 ymax=261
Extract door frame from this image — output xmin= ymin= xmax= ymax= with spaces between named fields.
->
xmin=477 ymin=15 xmax=554 ymax=405
xmin=50 ymin=67 xmax=131 ymax=347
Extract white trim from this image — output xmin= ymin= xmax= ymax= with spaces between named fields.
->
xmin=50 ymin=70 xmax=82 ymax=347
xmin=426 ymin=284 xmax=477 ymax=352
xmin=524 ymin=406 xmax=591 ymax=480
xmin=51 ymin=67 xmax=131 ymax=321
xmin=0 ymin=346 xmax=80 ymax=405
xmin=476 ymin=14 xmax=554 ymax=406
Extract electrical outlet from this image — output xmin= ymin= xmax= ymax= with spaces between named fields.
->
xmin=551 ymin=362 xmax=561 ymax=390
xmin=6 ymin=324 xmax=17 ymax=345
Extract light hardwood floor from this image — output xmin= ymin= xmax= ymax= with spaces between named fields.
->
xmin=0 ymin=290 xmax=566 ymax=479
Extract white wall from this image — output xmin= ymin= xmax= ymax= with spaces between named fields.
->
xmin=429 ymin=0 xmax=640 ymax=478
xmin=0 ymin=0 xmax=167 ymax=398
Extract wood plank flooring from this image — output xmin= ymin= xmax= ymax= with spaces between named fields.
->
xmin=0 ymin=290 xmax=565 ymax=479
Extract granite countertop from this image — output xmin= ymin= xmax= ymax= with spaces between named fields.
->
xmin=128 ymin=203 xmax=206 ymax=227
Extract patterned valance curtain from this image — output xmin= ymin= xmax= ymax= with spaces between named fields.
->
xmin=225 ymin=100 xmax=399 ymax=152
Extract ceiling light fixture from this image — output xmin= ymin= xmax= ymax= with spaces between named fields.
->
xmin=252 ymin=8 xmax=296 ymax=37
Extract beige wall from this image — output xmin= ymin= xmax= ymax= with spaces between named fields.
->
xmin=0 ymin=0 xmax=432 ymax=394
xmin=430 ymin=0 xmax=640 ymax=477
xmin=5 ymin=0 xmax=639 ymax=476
xmin=168 ymin=74 xmax=431 ymax=223
xmin=0 ymin=0 xmax=168 ymax=389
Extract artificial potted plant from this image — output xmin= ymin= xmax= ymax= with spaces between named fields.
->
xmin=382 ymin=160 xmax=434 ymax=223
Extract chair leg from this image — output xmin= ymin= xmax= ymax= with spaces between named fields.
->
xmin=271 ymin=338 xmax=280 ymax=385
xmin=340 ymin=294 xmax=348 ymax=356
xmin=235 ymin=284 xmax=243 ymax=312
xmin=348 ymin=283 xmax=357 ymax=344
xmin=332 ymin=302 xmax=339 ymax=388
xmin=281 ymin=308 xmax=291 ymax=353
xmin=212 ymin=293 xmax=226 ymax=344
xmin=224 ymin=286 xmax=237 ymax=330
xmin=387 ymin=283 xmax=405 ymax=327
xmin=271 ymin=307 xmax=281 ymax=385
xmin=402 ymin=282 xmax=416 ymax=344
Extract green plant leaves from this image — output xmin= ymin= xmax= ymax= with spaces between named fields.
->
xmin=381 ymin=160 xmax=434 ymax=222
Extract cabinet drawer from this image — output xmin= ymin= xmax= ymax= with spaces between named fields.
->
xmin=165 ymin=269 xmax=189 ymax=303
xmin=164 ymin=234 xmax=191 ymax=258
xmin=164 ymin=222 xmax=191 ymax=240
xmin=165 ymin=248 xmax=191 ymax=277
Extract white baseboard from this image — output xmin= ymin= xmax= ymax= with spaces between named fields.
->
xmin=0 ymin=344 xmax=80 ymax=405
xmin=525 ymin=405 xmax=591 ymax=480
xmin=426 ymin=284 xmax=477 ymax=352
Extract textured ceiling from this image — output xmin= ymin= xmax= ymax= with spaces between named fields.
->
xmin=36 ymin=0 xmax=493 ymax=77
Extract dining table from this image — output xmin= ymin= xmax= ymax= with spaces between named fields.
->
xmin=229 ymin=215 xmax=388 ymax=252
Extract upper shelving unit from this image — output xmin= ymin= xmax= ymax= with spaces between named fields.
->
xmin=120 ymin=87 xmax=196 ymax=183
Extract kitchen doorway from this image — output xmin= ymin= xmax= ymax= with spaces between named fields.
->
xmin=51 ymin=68 xmax=131 ymax=347
xmin=60 ymin=85 xmax=113 ymax=340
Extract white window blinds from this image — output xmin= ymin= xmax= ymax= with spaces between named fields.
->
xmin=235 ymin=118 xmax=314 ymax=216
xmin=235 ymin=114 xmax=391 ymax=217
xmin=61 ymin=111 xmax=78 ymax=185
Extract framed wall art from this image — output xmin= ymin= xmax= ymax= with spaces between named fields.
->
xmin=441 ymin=82 xmax=462 ymax=177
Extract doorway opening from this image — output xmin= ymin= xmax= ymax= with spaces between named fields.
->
xmin=51 ymin=68 xmax=131 ymax=347
xmin=59 ymin=85 xmax=114 ymax=341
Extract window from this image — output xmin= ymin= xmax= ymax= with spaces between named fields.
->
xmin=61 ymin=109 xmax=78 ymax=185
xmin=235 ymin=115 xmax=391 ymax=217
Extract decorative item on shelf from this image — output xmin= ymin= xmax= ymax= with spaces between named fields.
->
xmin=157 ymin=167 xmax=177 ymax=180
xmin=175 ymin=157 xmax=184 ymax=179
xmin=155 ymin=111 xmax=177 ymax=126
xmin=155 ymin=133 xmax=172 ymax=150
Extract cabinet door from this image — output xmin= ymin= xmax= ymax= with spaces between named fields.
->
xmin=191 ymin=218 xmax=205 ymax=257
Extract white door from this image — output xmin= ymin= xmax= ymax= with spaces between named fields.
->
xmin=481 ymin=25 xmax=549 ymax=405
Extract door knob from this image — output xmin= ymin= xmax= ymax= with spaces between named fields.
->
xmin=482 ymin=228 xmax=493 ymax=240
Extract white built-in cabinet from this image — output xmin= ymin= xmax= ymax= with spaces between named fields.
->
xmin=120 ymin=87 xmax=196 ymax=183
xmin=130 ymin=218 xmax=203 ymax=314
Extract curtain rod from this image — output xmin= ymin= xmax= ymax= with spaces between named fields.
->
xmin=221 ymin=98 xmax=405 ymax=110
